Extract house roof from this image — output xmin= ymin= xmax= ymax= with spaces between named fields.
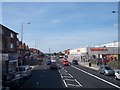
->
xmin=0 ymin=24 xmax=18 ymax=34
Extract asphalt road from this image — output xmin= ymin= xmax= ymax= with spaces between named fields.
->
xmin=19 ymin=57 xmax=120 ymax=89
xmin=20 ymin=61 xmax=65 ymax=89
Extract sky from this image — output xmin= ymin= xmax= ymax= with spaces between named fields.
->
xmin=1 ymin=2 xmax=118 ymax=53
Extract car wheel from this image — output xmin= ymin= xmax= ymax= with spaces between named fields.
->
xmin=98 ymin=70 xmax=101 ymax=74
xmin=104 ymin=72 xmax=107 ymax=76
xmin=115 ymin=76 xmax=117 ymax=80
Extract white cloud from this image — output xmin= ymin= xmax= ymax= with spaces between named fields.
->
xmin=113 ymin=23 xmax=118 ymax=27
xmin=49 ymin=19 xmax=60 ymax=24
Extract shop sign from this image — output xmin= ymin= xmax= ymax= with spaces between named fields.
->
xmin=77 ymin=50 xmax=80 ymax=52
xmin=90 ymin=48 xmax=108 ymax=51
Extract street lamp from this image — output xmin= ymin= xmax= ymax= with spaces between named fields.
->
xmin=21 ymin=22 xmax=30 ymax=44
xmin=20 ymin=22 xmax=30 ymax=65
xmin=112 ymin=10 xmax=117 ymax=13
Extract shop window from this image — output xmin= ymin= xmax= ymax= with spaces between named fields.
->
xmin=10 ymin=43 xmax=14 ymax=48
xmin=92 ymin=55 xmax=96 ymax=59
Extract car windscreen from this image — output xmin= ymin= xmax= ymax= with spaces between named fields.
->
xmin=18 ymin=67 xmax=26 ymax=71
xmin=64 ymin=61 xmax=68 ymax=62
xmin=105 ymin=67 xmax=113 ymax=70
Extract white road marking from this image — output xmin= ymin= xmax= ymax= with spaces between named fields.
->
xmin=36 ymin=82 xmax=39 ymax=85
xmin=67 ymin=84 xmax=80 ymax=87
xmin=58 ymin=70 xmax=61 ymax=73
xmin=69 ymin=74 xmax=73 ymax=78
xmin=74 ymin=79 xmax=82 ymax=87
xmin=63 ymin=79 xmax=68 ymax=87
xmin=58 ymin=64 xmax=82 ymax=88
xmin=64 ymin=79 xmax=75 ymax=81
xmin=63 ymin=76 xmax=72 ymax=78
xmin=58 ymin=70 xmax=63 ymax=78
xmin=71 ymin=65 xmax=120 ymax=89
xmin=65 ymin=70 xmax=68 ymax=73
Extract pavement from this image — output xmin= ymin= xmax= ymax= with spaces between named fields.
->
xmin=78 ymin=61 xmax=100 ymax=71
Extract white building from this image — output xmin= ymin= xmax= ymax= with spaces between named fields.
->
xmin=68 ymin=42 xmax=120 ymax=62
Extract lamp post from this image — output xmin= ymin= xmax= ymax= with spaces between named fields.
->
xmin=20 ymin=22 xmax=30 ymax=65
xmin=21 ymin=22 xmax=30 ymax=44
xmin=49 ymin=48 xmax=50 ymax=58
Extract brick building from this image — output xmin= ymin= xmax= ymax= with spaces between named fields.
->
xmin=0 ymin=24 xmax=18 ymax=74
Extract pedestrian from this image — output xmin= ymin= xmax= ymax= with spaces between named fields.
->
xmin=97 ymin=61 xmax=99 ymax=66
xmin=89 ymin=61 xmax=91 ymax=67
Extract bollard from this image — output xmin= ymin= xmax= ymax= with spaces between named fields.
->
xmin=89 ymin=62 xmax=91 ymax=67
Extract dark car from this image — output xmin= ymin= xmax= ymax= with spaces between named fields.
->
xmin=50 ymin=62 xmax=57 ymax=70
xmin=72 ymin=60 xmax=78 ymax=65
xmin=46 ymin=60 xmax=52 ymax=65
xmin=2 ymin=73 xmax=23 ymax=89
xmin=98 ymin=65 xmax=115 ymax=76
xmin=16 ymin=65 xmax=32 ymax=79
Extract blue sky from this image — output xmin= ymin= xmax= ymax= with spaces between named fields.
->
xmin=2 ymin=2 xmax=118 ymax=53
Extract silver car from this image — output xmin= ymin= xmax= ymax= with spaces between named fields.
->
xmin=98 ymin=65 xmax=115 ymax=76
xmin=115 ymin=69 xmax=120 ymax=80
xmin=16 ymin=65 xmax=32 ymax=79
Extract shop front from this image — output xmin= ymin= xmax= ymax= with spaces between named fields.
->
xmin=88 ymin=47 xmax=119 ymax=63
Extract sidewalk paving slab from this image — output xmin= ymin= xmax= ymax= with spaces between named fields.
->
xmin=78 ymin=62 xmax=99 ymax=71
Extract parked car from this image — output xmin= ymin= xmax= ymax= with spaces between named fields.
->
xmin=72 ymin=60 xmax=78 ymax=65
xmin=98 ymin=65 xmax=115 ymax=76
xmin=114 ymin=69 xmax=120 ymax=80
xmin=2 ymin=73 xmax=23 ymax=89
xmin=50 ymin=62 xmax=57 ymax=70
xmin=46 ymin=60 xmax=52 ymax=65
xmin=63 ymin=60 xmax=69 ymax=66
xmin=51 ymin=59 xmax=56 ymax=63
xmin=16 ymin=65 xmax=32 ymax=79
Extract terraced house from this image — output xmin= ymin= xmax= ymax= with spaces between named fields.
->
xmin=0 ymin=24 xmax=18 ymax=75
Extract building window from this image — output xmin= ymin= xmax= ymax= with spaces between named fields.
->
xmin=10 ymin=33 xmax=14 ymax=38
xmin=10 ymin=43 xmax=14 ymax=48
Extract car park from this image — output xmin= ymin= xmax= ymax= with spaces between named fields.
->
xmin=98 ymin=65 xmax=115 ymax=76
xmin=114 ymin=69 xmax=120 ymax=80
xmin=72 ymin=60 xmax=78 ymax=65
xmin=16 ymin=65 xmax=32 ymax=79
xmin=50 ymin=62 xmax=57 ymax=70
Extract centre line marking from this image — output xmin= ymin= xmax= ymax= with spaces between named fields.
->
xmin=74 ymin=79 xmax=82 ymax=87
xmin=71 ymin=65 xmax=120 ymax=89
xmin=64 ymin=79 xmax=75 ymax=81
xmin=58 ymin=70 xmax=63 ymax=78
xmin=65 ymin=70 xmax=68 ymax=73
xmin=69 ymin=74 xmax=73 ymax=78
xmin=63 ymin=76 xmax=72 ymax=78
xmin=63 ymin=79 xmax=68 ymax=87
xmin=67 ymin=84 xmax=80 ymax=87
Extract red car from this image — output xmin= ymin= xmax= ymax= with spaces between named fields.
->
xmin=63 ymin=60 xmax=69 ymax=66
